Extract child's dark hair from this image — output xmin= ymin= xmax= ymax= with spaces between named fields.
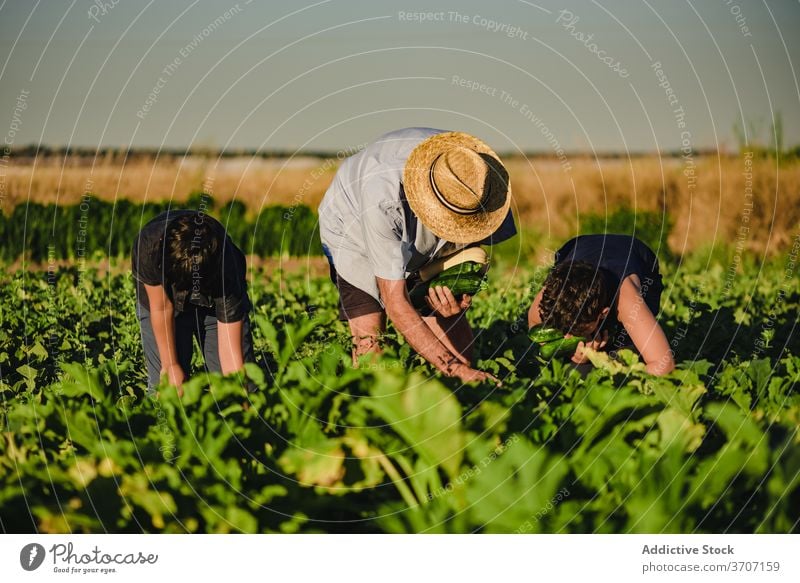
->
xmin=165 ymin=214 xmax=223 ymax=290
xmin=539 ymin=260 xmax=609 ymax=333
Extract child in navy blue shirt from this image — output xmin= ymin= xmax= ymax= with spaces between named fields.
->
xmin=528 ymin=234 xmax=674 ymax=375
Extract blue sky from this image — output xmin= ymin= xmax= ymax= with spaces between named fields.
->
xmin=1 ymin=0 xmax=798 ymax=153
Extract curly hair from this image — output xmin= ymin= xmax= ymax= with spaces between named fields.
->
xmin=164 ymin=213 xmax=223 ymax=292
xmin=538 ymin=260 xmax=609 ymax=333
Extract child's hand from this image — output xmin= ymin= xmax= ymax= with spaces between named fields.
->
xmin=162 ymin=363 xmax=186 ymax=397
xmin=570 ymin=330 xmax=609 ymax=364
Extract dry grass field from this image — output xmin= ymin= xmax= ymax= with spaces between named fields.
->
xmin=2 ymin=152 xmax=798 ymax=255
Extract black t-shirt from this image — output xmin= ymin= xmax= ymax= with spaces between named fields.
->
xmin=131 ymin=210 xmax=248 ymax=323
xmin=554 ymin=234 xmax=661 ymax=332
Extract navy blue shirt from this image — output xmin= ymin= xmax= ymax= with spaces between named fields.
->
xmin=554 ymin=234 xmax=662 ymax=331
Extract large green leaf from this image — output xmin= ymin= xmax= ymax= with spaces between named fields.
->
xmin=462 ymin=437 xmax=569 ymax=533
xmin=365 ymin=371 xmax=465 ymax=479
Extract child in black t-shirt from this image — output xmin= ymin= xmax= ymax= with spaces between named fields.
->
xmin=132 ymin=210 xmax=254 ymax=394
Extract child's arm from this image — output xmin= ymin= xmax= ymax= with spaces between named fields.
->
xmin=144 ymin=283 xmax=185 ymax=391
xmin=218 ymin=320 xmax=245 ymax=375
xmin=527 ymin=289 xmax=544 ymax=328
xmin=617 ymin=275 xmax=674 ymax=375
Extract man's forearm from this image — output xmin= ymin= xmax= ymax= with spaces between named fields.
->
xmin=385 ymin=300 xmax=458 ymax=372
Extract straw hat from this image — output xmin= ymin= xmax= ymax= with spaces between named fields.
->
xmin=403 ymin=132 xmax=511 ymax=244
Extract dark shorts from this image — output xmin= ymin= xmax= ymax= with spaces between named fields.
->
xmin=322 ymin=245 xmax=427 ymax=321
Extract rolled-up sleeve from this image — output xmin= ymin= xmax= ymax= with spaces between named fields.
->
xmin=131 ymin=234 xmax=163 ymax=286
xmin=213 ymin=244 xmax=248 ymax=323
xmin=214 ymin=293 xmax=246 ymax=323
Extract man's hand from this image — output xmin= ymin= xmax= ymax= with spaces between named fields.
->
xmin=161 ymin=363 xmax=185 ymax=397
xmin=570 ymin=330 xmax=609 ymax=364
xmin=425 ymin=285 xmax=471 ymax=318
xmin=378 ymin=277 xmax=493 ymax=383
xmin=446 ymin=362 xmax=500 ymax=386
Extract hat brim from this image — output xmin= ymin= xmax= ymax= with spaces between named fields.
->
xmin=403 ymin=132 xmax=511 ymax=244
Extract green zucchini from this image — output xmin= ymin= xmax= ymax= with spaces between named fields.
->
xmin=437 ymin=261 xmax=486 ymax=279
xmin=537 ymin=336 xmax=584 ymax=359
xmin=409 ymin=261 xmax=488 ymax=309
xmin=528 ymin=326 xmax=563 ymax=344
xmin=528 ymin=325 xmax=584 ymax=359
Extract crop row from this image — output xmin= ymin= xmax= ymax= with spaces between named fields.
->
xmin=0 ymin=254 xmax=797 ymax=533
xmin=0 ymin=195 xmax=321 ymax=262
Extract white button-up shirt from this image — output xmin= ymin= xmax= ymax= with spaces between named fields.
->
xmin=318 ymin=127 xmax=516 ymax=303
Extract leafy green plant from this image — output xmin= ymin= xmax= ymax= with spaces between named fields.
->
xmin=0 ymin=199 xmax=321 ymax=262
xmin=0 ymin=248 xmax=798 ymax=533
